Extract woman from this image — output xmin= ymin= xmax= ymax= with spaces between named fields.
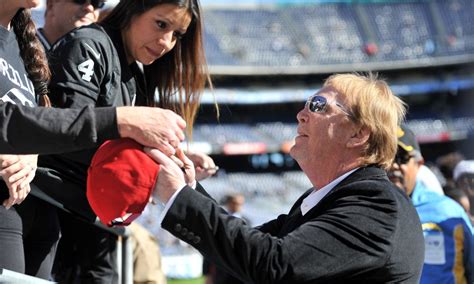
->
xmin=0 ymin=0 xmax=56 ymax=277
xmin=42 ymin=0 xmax=213 ymax=199
xmin=36 ymin=0 xmax=215 ymax=281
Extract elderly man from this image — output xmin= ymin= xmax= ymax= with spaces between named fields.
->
xmin=389 ymin=125 xmax=473 ymax=284
xmin=146 ymin=73 xmax=424 ymax=283
xmin=37 ymin=0 xmax=105 ymax=49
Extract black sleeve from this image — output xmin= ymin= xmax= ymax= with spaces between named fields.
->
xmin=46 ymin=32 xmax=114 ymax=165
xmin=162 ymin=186 xmax=398 ymax=284
xmin=0 ymin=103 xmax=119 ymax=154
xmin=48 ymin=34 xmax=109 ymax=108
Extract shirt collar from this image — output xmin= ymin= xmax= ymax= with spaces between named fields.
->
xmin=37 ymin=28 xmax=51 ymax=50
xmin=301 ymin=168 xmax=359 ymax=215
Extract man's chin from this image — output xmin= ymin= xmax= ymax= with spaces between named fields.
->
xmin=75 ymin=19 xmax=94 ymax=27
xmin=289 ymin=146 xmax=303 ymax=162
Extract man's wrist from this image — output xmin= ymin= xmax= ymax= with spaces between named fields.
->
xmin=158 ymin=185 xmax=188 ymax=226
xmin=115 ymin=107 xmax=131 ymax=138
xmin=158 ymin=183 xmax=187 ymax=204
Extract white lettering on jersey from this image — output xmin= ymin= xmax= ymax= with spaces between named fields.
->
xmin=83 ymin=43 xmax=101 ymax=60
xmin=23 ymin=74 xmax=34 ymax=94
xmin=0 ymin=88 xmax=35 ymax=107
xmin=0 ymin=58 xmax=8 ymax=76
xmin=0 ymin=57 xmax=35 ymax=98
xmin=78 ymin=59 xmax=95 ymax=82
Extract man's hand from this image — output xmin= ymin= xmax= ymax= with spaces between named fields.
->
xmin=116 ymin=107 xmax=186 ymax=156
xmin=186 ymin=151 xmax=218 ymax=181
xmin=145 ymin=148 xmax=195 ymax=203
xmin=0 ymin=154 xmax=38 ymax=209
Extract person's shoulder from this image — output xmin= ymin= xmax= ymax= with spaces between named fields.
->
xmin=51 ymin=23 xmax=110 ymax=51
xmin=342 ymin=166 xmax=402 ymax=196
xmin=437 ymin=194 xmax=470 ymax=216
xmin=331 ymin=167 xmax=411 ymax=213
xmin=49 ymin=23 xmax=115 ymax=64
xmin=340 ymin=167 xmax=416 ymax=215
xmin=66 ymin=23 xmax=107 ymax=40
xmin=416 ymin=184 xmax=470 ymax=219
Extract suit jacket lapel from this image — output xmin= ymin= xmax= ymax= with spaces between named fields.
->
xmin=289 ymin=166 xmax=388 ymax=224
xmin=276 ymin=188 xmax=313 ymax=236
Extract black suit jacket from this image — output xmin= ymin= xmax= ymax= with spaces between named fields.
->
xmin=162 ymin=166 xmax=424 ymax=283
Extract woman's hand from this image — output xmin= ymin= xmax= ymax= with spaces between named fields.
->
xmin=186 ymin=151 xmax=218 ymax=181
xmin=145 ymin=148 xmax=195 ymax=203
xmin=0 ymin=154 xmax=38 ymax=209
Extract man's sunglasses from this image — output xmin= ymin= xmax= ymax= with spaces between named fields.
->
xmin=394 ymin=149 xmax=415 ymax=165
xmin=71 ymin=0 xmax=106 ymax=9
xmin=305 ymin=95 xmax=353 ymax=118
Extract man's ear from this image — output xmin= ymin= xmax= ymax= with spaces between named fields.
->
xmin=347 ymin=126 xmax=370 ymax=148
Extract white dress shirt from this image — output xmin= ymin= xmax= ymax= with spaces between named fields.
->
xmin=300 ymin=168 xmax=358 ymax=215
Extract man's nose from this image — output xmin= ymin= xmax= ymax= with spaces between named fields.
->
xmin=82 ymin=1 xmax=96 ymax=12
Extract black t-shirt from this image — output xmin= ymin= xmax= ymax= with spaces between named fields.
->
xmin=0 ymin=26 xmax=37 ymax=201
xmin=0 ymin=27 xmax=36 ymax=107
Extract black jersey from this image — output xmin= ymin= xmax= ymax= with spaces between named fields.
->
xmin=38 ymin=24 xmax=145 ymax=219
xmin=42 ymin=24 xmax=140 ymax=168
xmin=48 ymin=23 xmax=137 ymax=109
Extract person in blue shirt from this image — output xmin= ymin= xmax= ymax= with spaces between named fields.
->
xmin=389 ymin=124 xmax=473 ymax=284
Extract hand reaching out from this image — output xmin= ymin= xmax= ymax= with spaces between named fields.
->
xmin=186 ymin=151 xmax=218 ymax=181
xmin=145 ymin=148 xmax=195 ymax=203
xmin=0 ymin=154 xmax=38 ymax=209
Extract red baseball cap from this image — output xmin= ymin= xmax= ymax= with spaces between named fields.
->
xmin=87 ymin=138 xmax=160 ymax=227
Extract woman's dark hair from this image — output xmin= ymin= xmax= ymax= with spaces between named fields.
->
xmin=101 ymin=0 xmax=213 ymax=135
xmin=12 ymin=9 xmax=51 ymax=107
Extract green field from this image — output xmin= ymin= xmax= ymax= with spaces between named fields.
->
xmin=168 ymin=277 xmax=204 ymax=284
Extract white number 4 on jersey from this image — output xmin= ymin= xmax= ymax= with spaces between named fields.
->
xmin=78 ymin=59 xmax=95 ymax=82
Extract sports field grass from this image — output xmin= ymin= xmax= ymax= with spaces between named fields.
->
xmin=168 ymin=277 xmax=204 ymax=284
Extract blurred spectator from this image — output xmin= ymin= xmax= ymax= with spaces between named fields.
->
xmin=417 ymin=164 xmax=444 ymax=195
xmin=454 ymin=160 xmax=474 ymax=224
xmin=445 ymin=187 xmax=471 ymax=218
xmin=129 ymin=222 xmax=167 ymax=284
xmin=437 ymin=151 xmax=465 ymax=194
xmin=220 ymin=193 xmax=249 ymax=223
xmin=37 ymin=0 xmax=103 ymax=50
xmin=388 ymin=125 xmax=473 ymax=284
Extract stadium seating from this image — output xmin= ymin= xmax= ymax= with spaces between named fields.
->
xmin=201 ymin=1 xmax=474 ymax=70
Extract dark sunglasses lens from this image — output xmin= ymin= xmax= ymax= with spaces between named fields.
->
xmin=73 ymin=0 xmax=105 ymax=9
xmin=309 ymin=96 xmax=327 ymax=112
xmin=92 ymin=0 xmax=105 ymax=9
xmin=395 ymin=151 xmax=412 ymax=165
